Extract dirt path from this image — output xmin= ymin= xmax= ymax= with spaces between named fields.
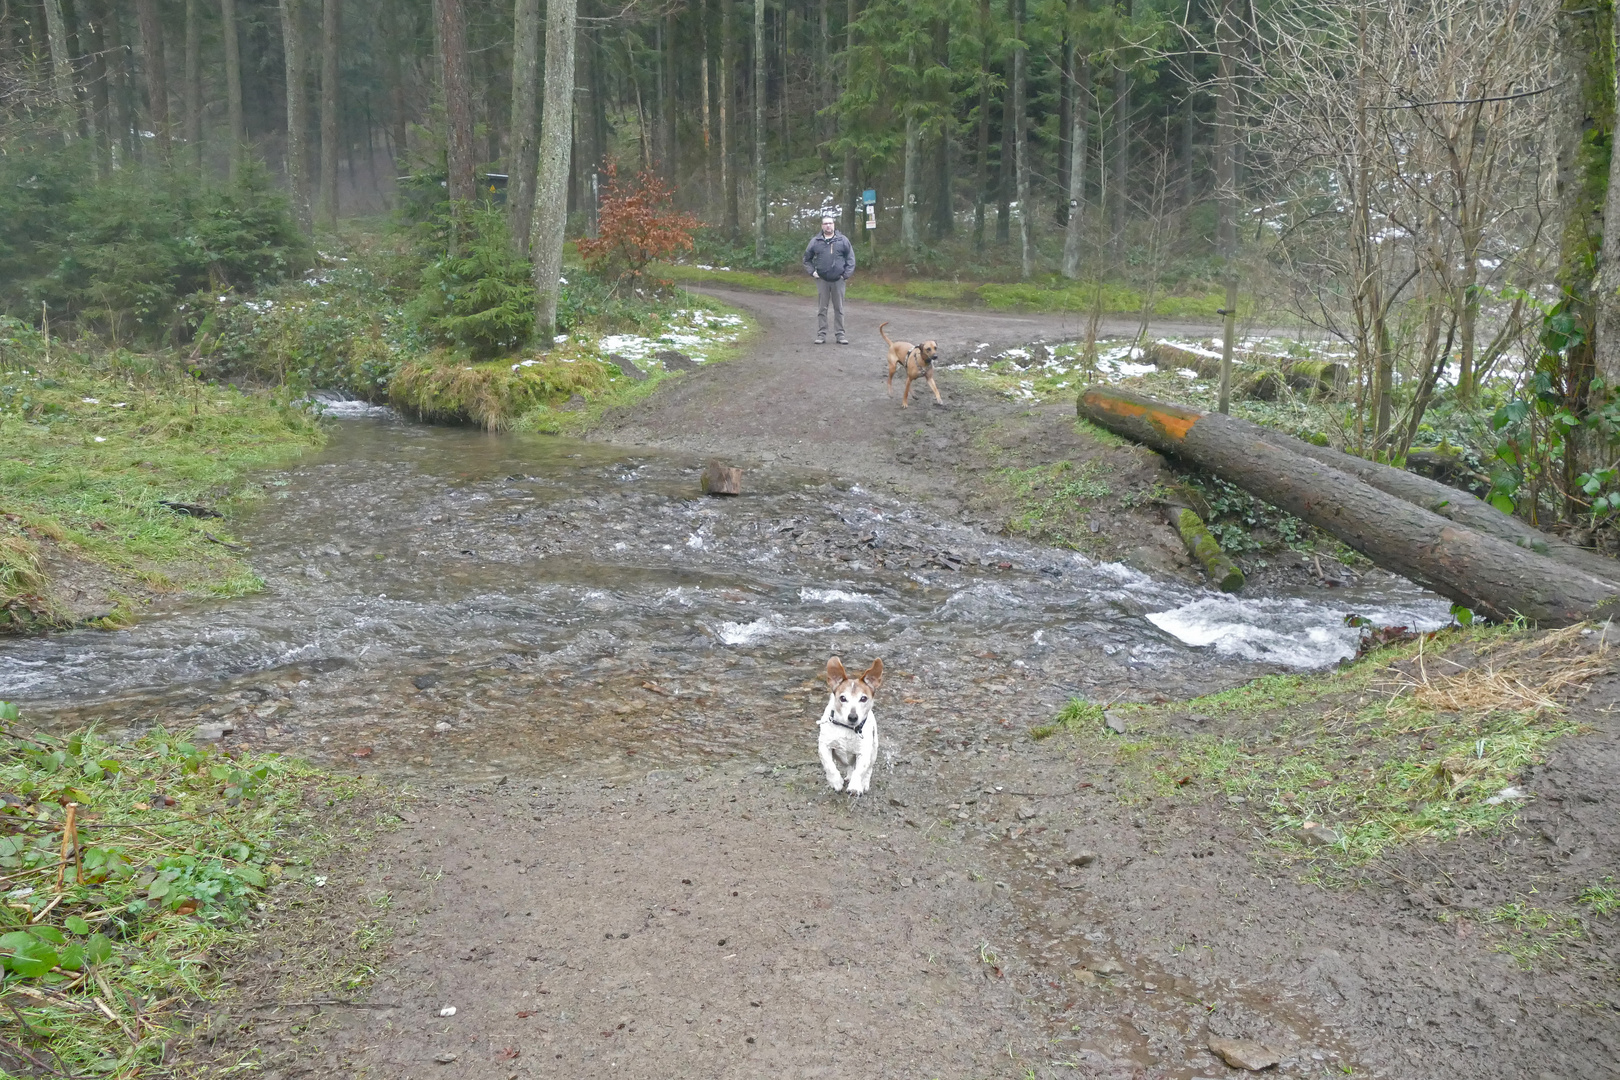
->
xmin=205 ymin=292 xmax=1620 ymax=1080
xmin=593 ymin=286 xmax=1212 ymax=499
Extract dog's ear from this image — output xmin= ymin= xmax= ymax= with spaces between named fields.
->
xmin=826 ymin=656 xmax=847 ymax=687
xmin=860 ymin=658 xmax=883 ymax=691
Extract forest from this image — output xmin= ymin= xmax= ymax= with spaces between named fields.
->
xmin=1 ymin=0 xmax=1619 ymax=546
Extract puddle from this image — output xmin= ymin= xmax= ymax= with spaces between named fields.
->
xmin=2 ymin=416 xmax=1449 ymax=778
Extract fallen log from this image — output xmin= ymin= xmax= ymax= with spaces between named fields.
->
xmin=1168 ymin=506 xmax=1245 ymax=592
xmin=1215 ymin=415 xmax=1620 ymax=583
xmin=1077 ymin=387 xmax=1620 ymax=625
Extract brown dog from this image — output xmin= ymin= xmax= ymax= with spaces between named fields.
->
xmin=879 ymin=322 xmax=943 ymax=408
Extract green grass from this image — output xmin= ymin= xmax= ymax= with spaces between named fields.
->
xmin=999 ymin=459 xmax=1114 ymax=550
xmin=1035 ymin=625 xmax=1606 ymax=874
xmin=0 ymin=701 xmax=360 ymax=1076
xmin=0 ymin=330 xmax=324 ymax=629
xmin=662 ymin=263 xmax=1236 ymax=318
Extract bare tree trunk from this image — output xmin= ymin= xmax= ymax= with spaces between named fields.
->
xmin=901 ymin=43 xmax=918 ymax=253
xmin=1013 ymin=0 xmax=1030 ymax=278
xmin=702 ymin=0 xmax=714 ymax=216
xmin=817 ymin=0 xmax=830 ymax=174
xmin=753 ymin=0 xmax=767 ymax=257
xmin=997 ymin=70 xmax=1012 ymax=243
xmin=318 ymin=0 xmax=339 ymax=224
xmin=841 ymin=0 xmax=859 ymax=237
xmin=40 ymin=0 xmax=74 ymax=139
xmin=135 ymin=0 xmax=171 ymax=161
xmin=85 ymin=0 xmax=114 ymax=170
xmin=103 ymin=0 xmax=136 ymax=166
xmin=221 ymin=0 xmax=245 ymax=177
xmin=1215 ymin=0 xmax=1237 ymax=413
xmin=721 ymin=0 xmax=740 ymax=241
xmin=438 ymin=0 xmax=476 ymax=223
xmin=1061 ymin=53 xmax=1089 ymax=279
xmin=281 ymin=0 xmax=311 ymax=230
xmin=531 ymin=0 xmax=578 ymax=344
xmin=929 ymin=18 xmax=952 ymax=239
xmin=1109 ymin=59 xmax=1127 ymax=258
xmin=1056 ymin=4 xmax=1071 ymax=227
xmin=509 ymin=0 xmax=541 ymax=254
xmin=972 ymin=0 xmax=989 ymax=251
xmin=1552 ymin=0 xmax=1613 ymax=509
xmin=185 ymin=0 xmax=201 ymax=169
xmin=1597 ymin=7 xmax=1620 ymax=391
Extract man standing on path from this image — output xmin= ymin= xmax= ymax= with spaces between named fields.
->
xmin=803 ymin=215 xmax=856 ymax=345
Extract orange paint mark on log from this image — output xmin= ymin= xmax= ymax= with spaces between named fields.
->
xmin=1082 ymin=390 xmax=1202 ymax=443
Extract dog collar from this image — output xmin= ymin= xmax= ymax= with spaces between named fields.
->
xmin=826 ymin=713 xmax=868 ymax=734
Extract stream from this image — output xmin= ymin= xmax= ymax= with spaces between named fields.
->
xmin=1 ymin=411 xmax=1451 ymax=779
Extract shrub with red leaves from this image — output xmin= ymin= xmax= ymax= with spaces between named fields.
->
xmin=576 ymin=160 xmax=699 ymax=285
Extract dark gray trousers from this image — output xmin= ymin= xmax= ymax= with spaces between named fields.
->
xmin=816 ymin=277 xmax=846 ymax=340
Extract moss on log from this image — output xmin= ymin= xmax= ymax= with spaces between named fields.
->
xmin=1172 ymin=507 xmax=1245 ymax=592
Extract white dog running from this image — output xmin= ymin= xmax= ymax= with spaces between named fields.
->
xmin=818 ymin=656 xmax=883 ymax=794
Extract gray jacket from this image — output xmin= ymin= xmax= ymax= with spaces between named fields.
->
xmin=803 ymin=231 xmax=856 ymax=281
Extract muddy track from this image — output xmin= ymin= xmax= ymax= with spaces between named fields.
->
xmin=190 ymin=292 xmax=1618 ymax=1080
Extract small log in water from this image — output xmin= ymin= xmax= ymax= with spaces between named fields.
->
xmin=1078 ymin=387 xmax=1620 ymax=625
xmin=1169 ymin=506 xmax=1245 ymax=592
xmin=701 ymin=461 xmax=742 ymax=496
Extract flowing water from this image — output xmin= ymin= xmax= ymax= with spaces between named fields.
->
xmin=1 ymin=412 xmax=1450 ymax=779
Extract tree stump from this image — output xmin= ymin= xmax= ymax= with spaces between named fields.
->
xmin=701 ymin=461 xmax=742 ymax=496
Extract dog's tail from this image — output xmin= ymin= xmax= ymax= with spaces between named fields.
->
xmin=878 ymin=321 xmax=893 ymax=347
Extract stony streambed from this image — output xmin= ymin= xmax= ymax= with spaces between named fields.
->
xmin=4 ymin=412 xmax=1446 ymax=785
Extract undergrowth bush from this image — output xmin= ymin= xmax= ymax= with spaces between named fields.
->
xmin=407 ymin=208 xmax=534 ymax=358
xmin=0 ymin=145 xmax=308 ymax=345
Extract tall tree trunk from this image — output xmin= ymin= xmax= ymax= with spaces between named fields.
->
xmin=1214 ymin=0 xmax=1237 ymax=413
xmin=135 ymin=0 xmax=171 ymax=161
xmin=185 ymin=0 xmax=201 ymax=169
xmin=929 ymin=17 xmax=951 ymax=239
xmin=221 ymin=0 xmax=245 ymax=177
xmin=901 ymin=43 xmax=918 ymax=253
xmin=41 ymin=0 xmax=75 ymax=139
xmin=721 ymin=0 xmax=740 ymax=240
xmin=509 ymin=0 xmax=541 ymax=254
xmin=438 ymin=0 xmax=476 ymax=222
xmin=531 ymin=0 xmax=578 ymax=343
xmin=1061 ymin=53 xmax=1089 ymax=279
xmin=817 ymin=0 xmax=830 ymax=174
xmin=1552 ymin=0 xmax=1614 ymax=511
xmin=103 ymin=0 xmax=136 ymax=166
xmin=973 ymin=0 xmax=989 ymax=251
xmin=1596 ymin=6 xmax=1620 ymax=392
xmin=702 ymin=0 xmax=715 ymax=216
xmin=841 ymin=0 xmax=858 ymax=236
xmin=281 ymin=0 xmax=311 ymax=231
xmin=318 ymin=0 xmax=339 ymax=224
xmin=753 ymin=0 xmax=767 ymax=257
xmin=1013 ymin=0 xmax=1030 ymax=277
xmin=380 ymin=2 xmax=407 ymax=170
xmin=1056 ymin=10 xmax=1071 ymax=227
xmin=86 ymin=0 xmax=114 ymax=170
xmin=996 ymin=67 xmax=1011 ymax=243
xmin=1109 ymin=58 xmax=1127 ymax=258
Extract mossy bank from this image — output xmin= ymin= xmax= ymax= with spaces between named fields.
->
xmin=0 ymin=321 xmax=324 ymax=633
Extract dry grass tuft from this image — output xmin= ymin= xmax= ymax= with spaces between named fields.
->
xmin=1393 ymin=622 xmax=1612 ymax=718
